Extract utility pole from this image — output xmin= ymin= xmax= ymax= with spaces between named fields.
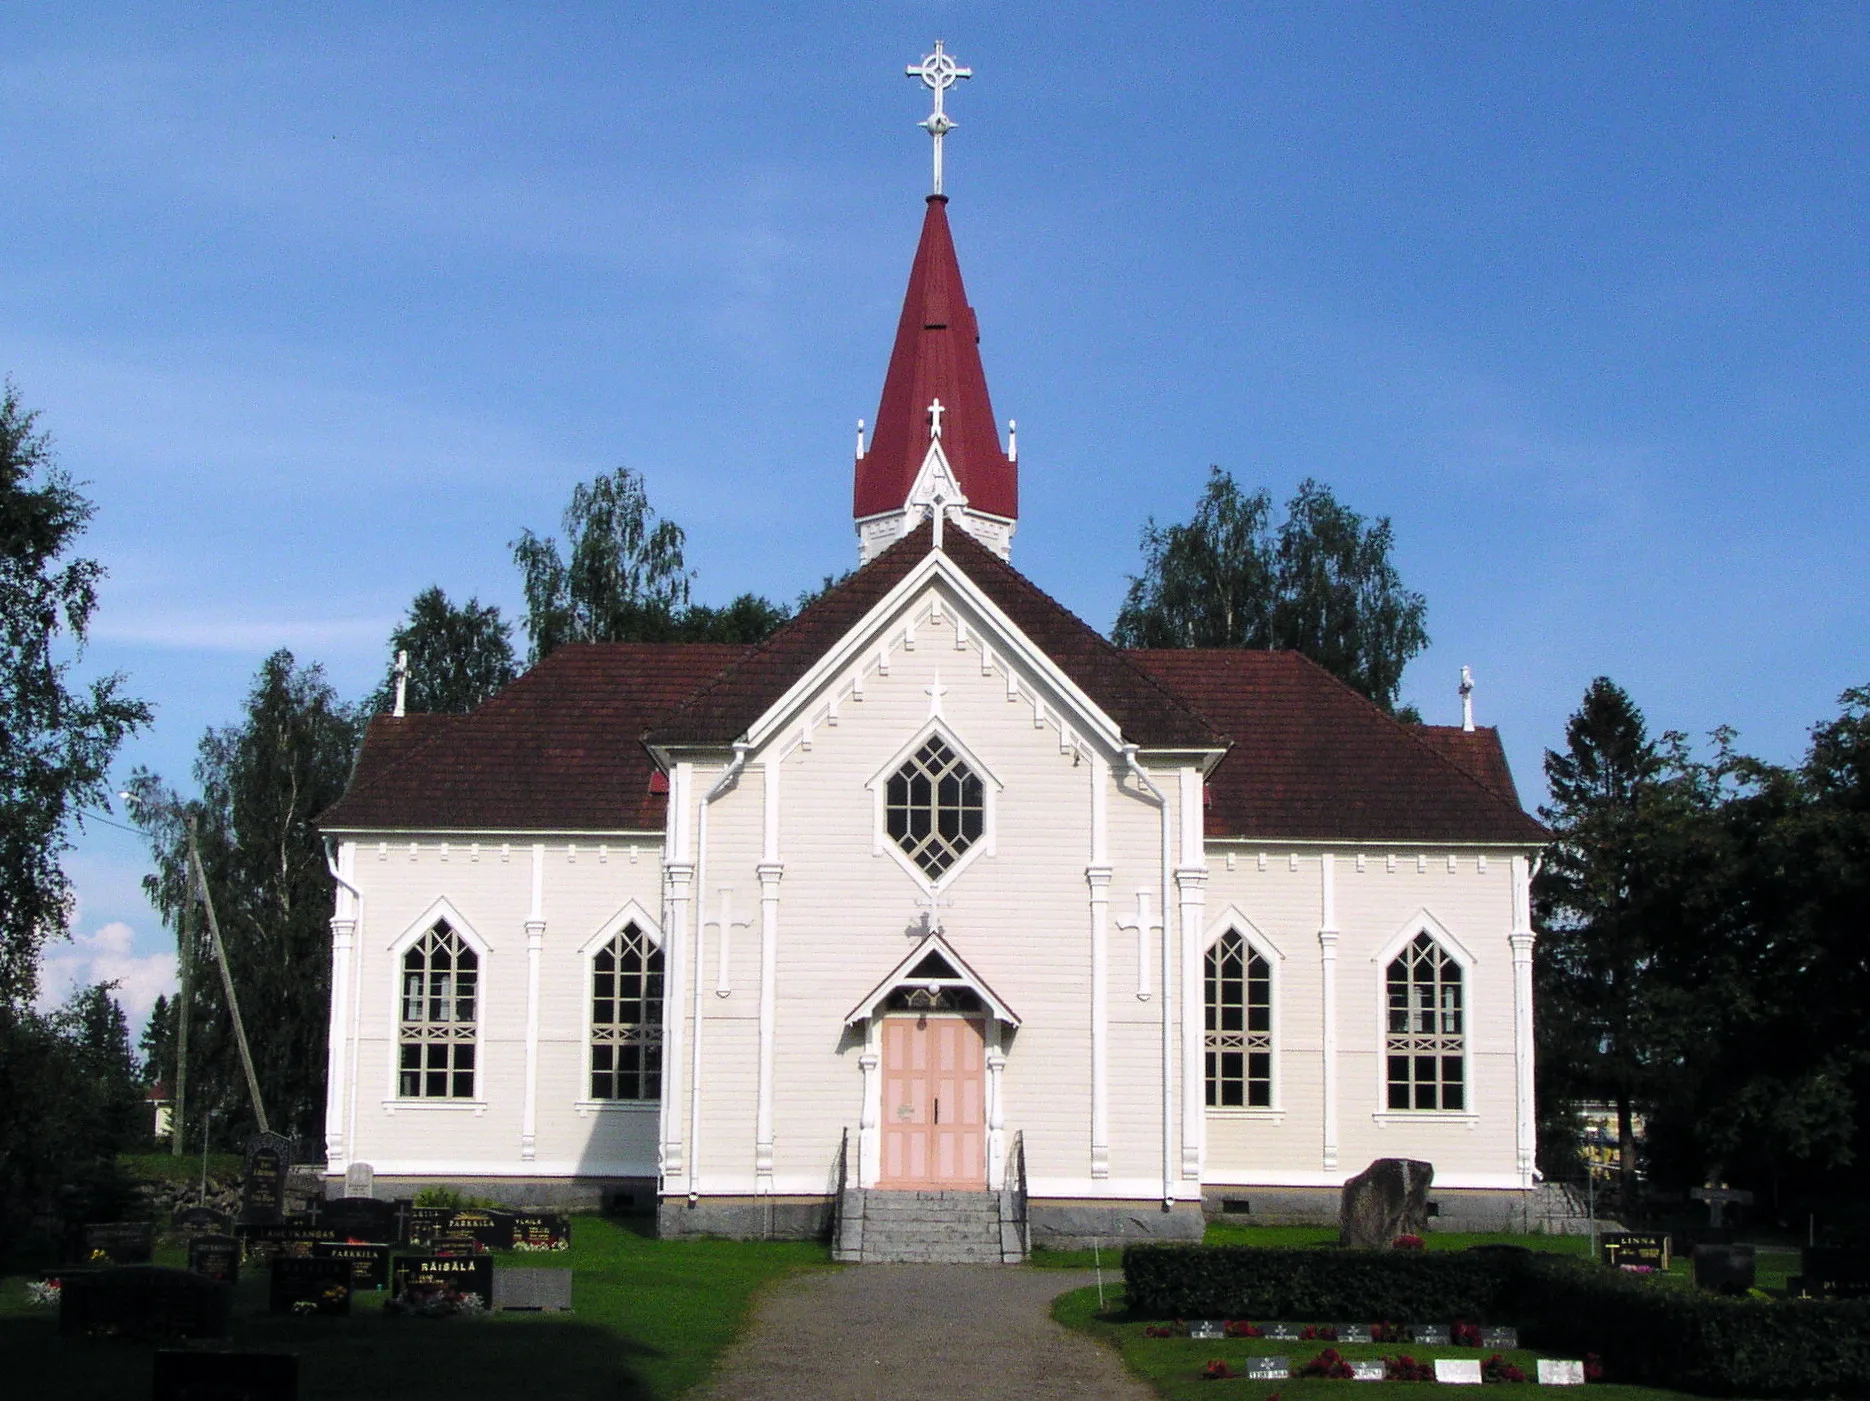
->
xmin=171 ymin=897 xmax=191 ymax=1157
xmin=183 ymin=814 xmax=271 ymax=1135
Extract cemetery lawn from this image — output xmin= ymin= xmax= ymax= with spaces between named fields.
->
xmin=0 ymin=1215 xmax=831 ymax=1401
xmin=1052 ymin=1284 xmax=1702 ymax=1401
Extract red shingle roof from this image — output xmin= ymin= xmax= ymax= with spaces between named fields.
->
xmin=1414 ymin=726 xmax=1523 ymax=808
xmin=1128 ymin=650 xmax=1546 ymax=844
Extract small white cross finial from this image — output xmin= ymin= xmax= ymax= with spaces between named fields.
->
xmin=907 ymin=40 xmax=972 ymax=196
xmin=1459 ymin=665 xmax=1475 ymax=732
xmin=926 ymin=668 xmax=949 ymax=720
xmin=927 ymin=397 xmax=946 ymax=439
xmin=393 ymin=649 xmax=409 ymax=718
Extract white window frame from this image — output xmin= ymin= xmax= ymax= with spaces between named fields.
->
xmin=382 ymin=897 xmax=491 ymax=1112
xmin=1203 ymin=907 xmax=1285 ymax=1118
xmin=575 ymin=900 xmax=666 ymax=1115
xmin=1371 ymin=909 xmax=1478 ymax=1123
xmin=866 ymin=720 xmax=1002 ymax=894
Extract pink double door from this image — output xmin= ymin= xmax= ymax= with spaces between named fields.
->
xmin=879 ymin=1015 xmax=986 ymax=1188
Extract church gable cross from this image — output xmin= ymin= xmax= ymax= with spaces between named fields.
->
xmin=927 ymin=397 xmax=945 ymax=439
xmin=1115 ymin=891 xmax=1163 ymax=1001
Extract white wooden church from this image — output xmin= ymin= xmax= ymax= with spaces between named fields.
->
xmin=319 ymin=47 xmax=1547 ymax=1252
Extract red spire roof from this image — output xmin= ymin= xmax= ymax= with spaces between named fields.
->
xmin=855 ymin=195 xmax=1017 ymax=522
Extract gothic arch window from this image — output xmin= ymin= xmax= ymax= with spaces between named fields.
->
xmin=398 ymin=921 xmax=478 ymax=1099
xmin=885 ymin=735 xmax=984 ymax=879
xmin=1205 ymin=931 xmax=1272 ymax=1108
xmin=589 ymin=922 xmax=663 ymax=1101
xmin=1386 ymin=931 xmax=1464 ymax=1110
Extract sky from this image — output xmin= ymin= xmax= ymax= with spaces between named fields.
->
xmin=7 ymin=4 xmax=1867 ymax=1031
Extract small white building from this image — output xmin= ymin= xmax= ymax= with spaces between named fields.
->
xmin=318 ymin=75 xmax=1546 ymax=1245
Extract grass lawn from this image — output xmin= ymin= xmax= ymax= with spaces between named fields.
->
xmin=0 ymin=1216 xmax=831 ymax=1401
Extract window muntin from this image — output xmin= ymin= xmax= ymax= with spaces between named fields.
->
xmin=1385 ymin=931 xmax=1464 ymax=1110
xmin=590 ymin=922 xmax=663 ymax=1101
xmin=884 ymin=736 xmax=984 ymax=879
xmin=398 ymin=921 xmax=477 ymax=1099
xmin=1205 ymin=932 xmax=1272 ymax=1108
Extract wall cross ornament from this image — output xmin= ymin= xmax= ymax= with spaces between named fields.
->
xmin=1115 ymin=890 xmax=1163 ymax=1001
xmin=927 ymin=397 xmax=946 ymax=439
xmin=703 ymin=889 xmax=754 ymax=998
xmin=907 ymin=41 xmax=972 ymax=196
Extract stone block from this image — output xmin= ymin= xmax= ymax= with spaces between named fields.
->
xmin=1339 ymin=1158 xmax=1434 ymax=1248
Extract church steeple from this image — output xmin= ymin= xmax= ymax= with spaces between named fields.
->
xmin=854 ymin=44 xmax=1017 ymax=565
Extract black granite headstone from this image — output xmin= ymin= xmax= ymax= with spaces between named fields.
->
xmin=1264 ymin=1322 xmax=1301 ymax=1341
xmin=1603 ymin=1232 xmax=1670 ymax=1271
xmin=1411 ymin=1324 xmax=1452 ymax=1346
xmin=1243 ymin=1358 xmax=1291 ymax=1381
xmin=315 ymin=1241 xmax=392 ymax=1291
xmin=443 ymin=1208 xmax=515 ymax=1250
xmin=1337 ymin=1324 xmax=1374 ymax=1344
xmin=82 ymin=1220 xmax=154 ymax=1264
xmin=1187 ymin=1319 xmax=1224 ymax=1339
xmin=153 ymin=1351 xmax=297 ymax=1401
xmin=237 ymin=1222 xmax=337 ymax=1261
xmin=1692 ymin=1243 xmax=1757 ymax=1295
xmin=511 ymin=1212 xmax=572 ymax=1250
xmin=241 ymin=1131 xmax=293 ymax=1225
xmin=1479 ymin=1326 xmax=1519 ymax=1350
xmin=189 ymin=1234 xmax=241 ymax=1284
xmin=268 ymin=1256 xmax=352 ymax=1315
xmin=174 ymin=1205 xmax=231 ymax=1236
xmin=393 ymin=1254 xmax=493 ymax=1306
xmin=406 ymin=1206 xmax=453 ymax=1246
xmin=321 ymin=1197 xmax=399 ymax=1243
xmin=59 ymin=1266 xmax=229 ymax=1339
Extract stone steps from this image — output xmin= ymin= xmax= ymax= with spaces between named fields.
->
xmin=835 ymin=1188 xmax=1026 ymax=1264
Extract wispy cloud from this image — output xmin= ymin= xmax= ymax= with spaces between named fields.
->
xmin=36 ymin=920 xmax=177 ymax=1030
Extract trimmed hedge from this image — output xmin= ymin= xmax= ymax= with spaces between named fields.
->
xmin=1120 ymin=1244 xmax=1870 ymax=1399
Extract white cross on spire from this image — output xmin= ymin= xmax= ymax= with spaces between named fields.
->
xmin=907 ymin=40 xmax=972 ymax=196
xmin=927 ymin=397 xmax=946 ymax=438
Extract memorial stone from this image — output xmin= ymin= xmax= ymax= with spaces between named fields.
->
xmin=321 ymin=1197 xmax=399 ymax=1243
xmin=1689 ymin=1186 xmax=1754 ymax=1229
xmin=189 ymin=1234 xmax=241 ymax=1284
xmin=82 ymin=1220 xmax=154 ymax=1264
xmin=268 ymin=1257 xmax=352 ymax=1315
xmin=1602 ymin=1232 xmax=1670 ymax=1271
xmin=1264 ymin=1321 xmax=1300 ymax=1341
xmin=1337 ymin=1324 xmax=1374 ymax=1344
xmin=175 ymin=1206 xmax=231 ymax=1236
xmin=1692 ymin=1242 xmax=1756 ymax=1294
xmin=241 ymin=1132 xmax=293 ymax=1225
xmin=1339 ymin=1157 xmax=1433 ymax=1248
xmin=1243 ymin=1358 xmax=1291 ymax=1381
xmin=153 ymin=1350 xmax=298 ymax=1401
xmin=315 ymin=1241 xmax=392 ymax=1291
xmin=60 ymin=1266 xmax=229 ymax=1339
xmin=1480 ymin=1326 xmax=1519 ymax=1350
xmin=343 ymin=1161 xmax=375 ymax=1198
xmin=393 ymin=1254 xmax=493 ymax=1306
xmin=444 ymin=1208 xmax=515 ymax=1250
xmin=1350 ymin=1360 xmax=1386 ymax=1382
xmin=1411 ymin=1324 xmax=1452 ymax=1346
xmin=237 ymin=1223 xmax=337 ymax=1261
xmin=406 ymin=1206 xmax=453 ymax=1246
xmin=511 ymin=1212 xmax=572 ymax=1250
xmin=1187 ymin=1319 xmax=1224 ymax=1339
xmin=492 ymin=1267 xmax=573 ymax=1311
xmin=1538 ymin=1360 xmax=1586 ymax=1386
xmin=1436 ymin=1359 xmax=1484 ymax=1385
xmin=1800 ymin=1246 xmax=1870 ymax=1300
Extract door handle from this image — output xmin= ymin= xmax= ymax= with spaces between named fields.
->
xmin=934 ymin=1098 xmax=940 ymax=1125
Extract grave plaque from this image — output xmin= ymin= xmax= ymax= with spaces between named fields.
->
xmin=445 ymin=1208 xmax=515 ymax=1250
xmin=511 ymin=1212 xmax=572 ymax=1250
xmin=237 ymin=1222 xmax=337 ymax=1261
xmin=321 ymin=1197 xmax=398 ymax=1243
xmin=406 ymin=1206 xmax=454 ymax=1246
xmin=267 ymin=1256 xmax=352 ymax=1316
xmin=1692 ymin=1242 xmax=1756 ymax=1295
xmin=1243 ymin=1358 xmax=1291 ymax=1382
xmin=59 ymin=1266 xmax=229 ymax=1339
xmin=82 ymin=1220 xmax=154 ymax=1264
xmin=154 ymin=1350 xmax=298 ymax=1401
xmin=175 ymin=1205 xmax=231 ymax=1235
xmin=1800 ymin=1247 xmax=1870 ymax=1300
xmin=343 ymin=1160 xmax=375 ymax=1198
xmin=393 ymin=1254 xmax=493 ymax=1306
xmin=1187 ymin=1319 xmax=1225 ymax=1339
xmin=1264 ymin=1321 xmax=1300 ymax=1341
xmin=1603 ymin=1231 xmax=1670 ymax=1271
xmin=492 ymin=1267 xmax=573 ymax=1311
xmin=1411 ymin=1323 xmax=1452 ymax=1346
xmin=1436 ymin=1359 xmax=1484 ymax=1385
xmin=315 ymin=1241 xmax=392 ymax=1291
xmin=189 ymin=1234 xmax=241 ymax=1284
xmin=241 ymin=1131 xmax=293 ymax=1225
xmin=1479 ymin=1326 xmax=1519 ymax=1350
xmin=1350 ymin=1360 xmax=1387 ymax=1382
xmin=1538 ymin=1360 xmax=1586 ymax=1386
xmin=1337 ymin=1323 xmax=1374 ymax=1344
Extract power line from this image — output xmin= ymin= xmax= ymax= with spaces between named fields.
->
xmin=79 ymin=807 xmax=146 ymax=837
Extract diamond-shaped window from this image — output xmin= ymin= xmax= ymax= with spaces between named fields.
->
xmin=884 ymin=737 xmax=985 ymax=879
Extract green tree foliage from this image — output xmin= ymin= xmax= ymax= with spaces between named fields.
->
xmin=513 ymin=467 xmax=792 ymax=658
xmin=130 ymin=651 xmax=360 ymax=1146
xmin=140 ymin=992 xmax=175 ymax=1084
xmin=369 ymin=585 xmax=517 ymax=714
xmin=0 ymin=383 xmax=150 ymax=1004
xmin=1112 ymin=470 xmax=1429 ymax=713
xmin=66 ymin=982 xmax=145 ymax=1150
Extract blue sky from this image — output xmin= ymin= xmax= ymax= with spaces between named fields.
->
xmin=9 ymin=4 xmax=1867 ymax=1028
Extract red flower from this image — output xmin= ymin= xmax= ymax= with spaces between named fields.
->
xmin=1298 ymin=1348 xmax=1355 ymax=1379
xmin=1453 ymin=1321 xmax=1484 ymax=1348
xmin=1224 ymin=1320 xmax=1263 ymax=1338
xmin=1385 ymin=1354 xmax=1435 ymax=1382
xmin=1392 ymin=1234 xmax=1426 ymax=1250
xmin=1143 ymin=1324 xmax=1176 ymax=1338
xmin=1482 ymin=1353 xmax=1527 ymax=1384
xmin=1583 ymin=1353 xmax=1606 ymax=1383
xmin=1202 ymin=1359 xmax=1236 ymax=1381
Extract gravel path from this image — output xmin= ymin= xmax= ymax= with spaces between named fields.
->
xmin=694 ymin=1265 xmax=1151 ymax=1401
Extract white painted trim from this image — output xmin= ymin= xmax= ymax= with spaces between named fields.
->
xmin=577 ymin=900 xmax=665 ymax=957
xmin=1371 ymin=909 xmax=1476 ymax=1120
xmin=842 ymin=931 xmax=1022 ymax=1027
xmin=1026 ymin=1176 xmax=1202 ymax=1202
xmin=573 ymin=1100 xmax=662 ymax=1117
xmin=380 ymin=1099 xmax=489 ymax=1114
xmin=1200 ymin=915 xmax=1286 ymax=1116
xmin=1176 ymin=860 xmax=1206 ymax=1182
xmin=383 ymin=897 xmax=491 ymax=1106
xmin=386 ymin=896 xmax=492 ymax=957
xmin=579 ymin=903 xmax=667 ymax=1114
xmin=1371 ymin=1111 xmax=1482 ymax=1127
xmin=1372 ymin=908 xmax=1478 ymax=971
xmin=361 ymin=1159 xmax=659 ymax=1178
xmin=1202 ymin=906 xmax=1286 ymax=959
xmin=865 ymin=717 xmax=1002 ymax=894
xmin=1205 ymin=1108 xmax=1287 ymax=1122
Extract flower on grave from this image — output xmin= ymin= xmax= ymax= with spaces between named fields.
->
xmin=457 ymin=1291 xmax=486 ymax=1315
xmin=321 ymin=1284 xmax=350 ymax=1304
xmin=292 ymin=1301 xmax=317 ymax=1316
xmin=1224 ymin=1319 xmax=1263 ymax=1338
xmin=1201 ymin=1359 xmax=1236 ymax=1381
xmin=1143 ymin=1324 xmax=1177 ymax=1338
xmin=88 ymin=1248 xmax=110 ymax=1263
xmin=1297 ymin=1348 xmax=1354 ymax=1379
xmin=1481 ymin=1353 xmax=1526 ymax=1384
xmin=1299 ymin=1324 xmax=1338 ymax=1342
xmin=1372 ymin=1322 xmax=1404 ymax=1344
xmin=1452 ymin=1321 xmax=1483 ymax=1348
xmin=1384 ymin=1354 xmax=1435 ymax=1382
xmin=1583 ymin=1353 xmax=1605 ymax=1383
xmin=25 ymin=1280 xmax=61 ymax=1308
xmin=1391 ymin=1234 xmax=1425 ymax=1250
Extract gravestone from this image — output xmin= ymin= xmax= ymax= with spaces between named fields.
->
xmin=237 ymin=1222 xmax=337 ymax=1261
xmin=1602 ymin=1232 xmax=1670 ymax=1271
xmin=189 ymin=1234 xmax=241 ymax=1284
xmin=391 ymin=1199 xmax=415 ymax=1245
xmin=321 ymin=1197 xmax=398 ymax=1243
xmin=1800 ymin=1246 xmax=1870 ymax=1300
xmin=1480 ymin=1326 xmax=1519 ymax=1350
xmin=393 ymin=1254 xmax=493 ymax=1306
xmin=1337 ymin=1323 xmax=1374 ymax=1344
xmin=444 ymin=1208 xmax=515 ymax=1250
xmin=1538 ymin=1360 xmax=1586 ymax=1386
xmin=1692 ymin=1242 xmax=1756 ymax=1295
xmin=511 ymin=1212 xmax=572 ymax=1250
xmin=268 ymin=1256 xmax=352 ymax=1315
xmin=1243 ymin=1358 xmax=1291 ymax=1381
xmin=154 ymin=1351 xmax=298 ymax=1401
xmin=343 ymin=1160 xmax=375 ymax=1198
xmin=315 ymin=1241 xmax=392 ymax=1291
xmin=1264 ymin=1321 xmax=1300 ymax=1341
xmin=1436 ymin=1359 xmax=1484 ymax=1385
xmin=1411 ymin=1323 xmax=1451 ymax=1346
xmin=241 ymin=1131 xmax=293 ymax=1225
xmin=492 ymin=1267 xmax=573 ymax=1311
xmin=1689 ymin=1185 xmax=1754 ymax=1229
xmin=1339 ymin=1157 xmax=1433 ymax=1248
xmin=406 ymin=1206 xmax=454 ymax=1246
xmin=82 ymin=1220 xmax=154 ymax=1264
xmin=1350 ymin=1360 xmax=1386 ymax=1382
xmin=1187 ymin=1319 xmax=1225 ymax=1339
xmin=59 ymin=1266 xmax=229 ymax=1339
xmin=175 ymin=1205 xmax=231 ymax=1236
